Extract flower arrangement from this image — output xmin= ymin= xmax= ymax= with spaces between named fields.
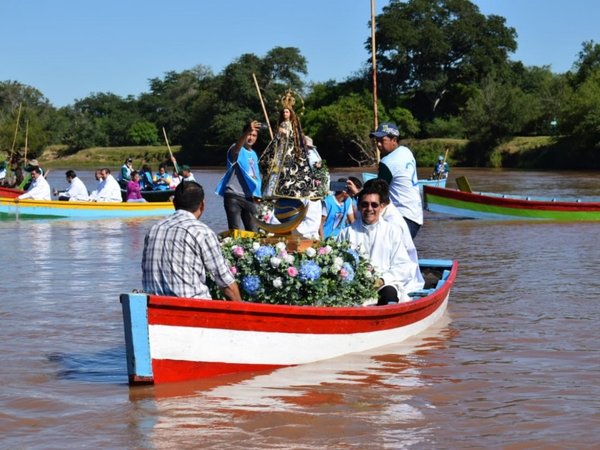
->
xmin=210 ymin=236 xmax=379 ymax=307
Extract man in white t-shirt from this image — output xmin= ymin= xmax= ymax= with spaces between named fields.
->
xmin=17 ymin=167 xmax=51 ymax=200
xmin=369 ymin=122 xmax=423 ymax=239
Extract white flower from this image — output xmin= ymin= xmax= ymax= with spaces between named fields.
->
xmin=334 ymin=256 xmax=344 ymax=266
xmin=222 ymin=237 xmax=232 ymax=244
xmin=305 ymin=247 xmax=316 ymax=258
xmin=272 ymin=277 xmax=283 ymax=288
xmin=323 ymin=245 xmax=332 ymax=254
xmin=252 ymin=242 xmax=261 ymax=252
xmin=283 ymin=254 xmax=295 ymax=264
xmin=275 ymin=241 xmax=286 ymax=251
xmin=364 ymin=271 xmax=373 ymax=279
xmin=270 ymin=256 xmax=282 ymax=268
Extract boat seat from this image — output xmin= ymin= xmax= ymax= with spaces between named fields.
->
xmin=408 ymin=288 xmax=434 ymax=298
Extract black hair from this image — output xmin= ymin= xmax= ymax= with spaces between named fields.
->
xmin=357 ymin=183 xmax=383 ymax=204
xmin=362 ymin=178 xmax=390 ymax=204
xmin=173 ymin=181 xmax=205 ymax=212
xmin=65 ymin=169 xmax=76 ymax=179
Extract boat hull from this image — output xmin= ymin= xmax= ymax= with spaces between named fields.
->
xmin=0 ymin=186 xmax=22 ymax=198
xmin=120 ymin=188 xmax=174 ymax=202
xmin=0 ymin=196 xmax=173 ymax=219
xmin=424 ymin=185 xmax=600 ymax=220
xmin=120 ymin=259 xmax=457 ymax=385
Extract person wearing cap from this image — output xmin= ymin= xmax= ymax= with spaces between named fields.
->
xmin=20 ymin=159 xmax=45 ymax=191
xmin=180 ymin=165 xmax=196 ymax=182
xmin=320 ymin=177 xmax=356 ymax=239
xmin=431 ymin=154 xmax=449 ymax=180
xmin=119 ymin=157 xmax=134 ymax=183
xmin=215 ymin=121 xmax=262 ymax=231
xmin=142 ymin=181 xmax=242 ymax=301
xmin=54 ymin=170 xmax=90 ymax=201
xmin=369 ymin=122 xmax=423 ymax=239
xmin=17 ymin=167 xmax=51 ymax=200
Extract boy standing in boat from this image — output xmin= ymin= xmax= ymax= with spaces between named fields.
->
xmin=215 ymin=120 xmax=263 ymax=232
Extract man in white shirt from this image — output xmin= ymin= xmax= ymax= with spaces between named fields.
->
xmin=55 ymin=170 xmax=90 ymax=201
xmin=93 ymin=168 xmax=122 ymax=202
xmin=370 ymin=122 xmax=423 ymax=239
xmin=337 ymin=183 xmax=424 ymax=305
xmin=17 ymin=167 xmax=51 ymax=200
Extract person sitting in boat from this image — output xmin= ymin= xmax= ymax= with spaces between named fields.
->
xmin=215 ymin=120 xmax=262 ymax=232
xmin=17 ymin=167 xmax=51 ymax=200
xmin=0 ymin=160 xmax=6 ymax=181
xmin=169 ymin=168 xmax=182 ymax=190
xmin=119 ymin=157 xmax=134 ymax=184
xmin=152 ymin=163 xmax=172 ymax=191
xmin=19 ymin=159 xmax=45 ymax=191
xmin=88 ymin=169 xmax=104 ymax=201
xmin=138 ymin=164 xmax=155 ymax=190
xmin=431 ymin=154 xmax=449 ymax=180
xmin=126 ymin=171 xmax=147 ymax=202
xmin=142 ymin=181 xmax=242 ymax=301
xmin=54 ymin=170 xmax=90 ymax=201
xmin=359 ymin=178 xmax=424 ymax=287
xmin=180 ymin=165 xmax=196 ymax=182
xmin=320 ymin=178 xmax=356 ymax=239
xmin=337 ymin=183 xmax=424 ymax=305
xmin=93 ymin=168 xmax=122 ymax=202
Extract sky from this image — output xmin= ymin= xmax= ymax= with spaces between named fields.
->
xmin=2 ymin=0 xmax=600 ymax=108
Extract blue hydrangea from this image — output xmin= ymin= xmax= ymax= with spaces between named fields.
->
xmin=299 ymin=260 xmax=321 ymax=282
xmin=346 ymin=248 xmax=360 ymax=264
xmin=341 ymin=262 xmax=355 ymax=283
xmin=255 ymin=245 xmax=276 ymax=260
xmin=242 ymin=275 xmax=261 ymax=295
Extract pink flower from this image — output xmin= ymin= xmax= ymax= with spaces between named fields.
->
xmin=339 ymin=268 xmax=349 ymax=278
xmin=230 ymin=266 xmax=238 ymax=275
xmin=287 ymin=266 xmax=298 ymax=277
xmin=318 ymin=247 xmax=327 ymax=255
xmin=232 ymin=246 xmax=244 ymax=258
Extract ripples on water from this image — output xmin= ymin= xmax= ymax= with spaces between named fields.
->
xmin=1 ymin=169 xmax=599 ymax=449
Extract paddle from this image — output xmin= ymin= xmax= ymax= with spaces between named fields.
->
xmin=162 ymin=127 xmax=180 ymax=174
xmin=252 ymin=73 xmax=274 ymax=140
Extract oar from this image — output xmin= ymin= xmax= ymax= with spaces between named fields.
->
xmin=252 ymin=73 xmax=273 ymax=140
xmin=23 ymin=120 xmax=29 ymax=162
xmin=162 ymin=127 xmax=180 ymax=174
xmin=9 ymin=103 xmax=22 ymax=162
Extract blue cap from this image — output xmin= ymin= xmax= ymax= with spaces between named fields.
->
xmin=369 ymin=122 xmax=400 ymax=138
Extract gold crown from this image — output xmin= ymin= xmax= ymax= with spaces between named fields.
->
xmin=278 ymin=89 xmax=304 ymax=115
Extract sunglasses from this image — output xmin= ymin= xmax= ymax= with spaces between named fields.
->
xmin=359 ymin=201 xmax=381 ymax=209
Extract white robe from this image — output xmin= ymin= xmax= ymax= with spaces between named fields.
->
xmin=18 ymin=175 xmax=51 ymax=200
xmin=65 ymin=177 xmax=90 ymax=201
xmin=337 ymin=219 xmax=424 ymax=300
xmin=95 ymin=174 xmax=122 ymax=202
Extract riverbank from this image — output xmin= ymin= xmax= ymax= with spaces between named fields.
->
xmin=34 ymin=135 xmax=595 ymax=170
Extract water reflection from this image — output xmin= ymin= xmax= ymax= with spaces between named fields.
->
xmin=127 ymin=316 xmax=452 ymax=448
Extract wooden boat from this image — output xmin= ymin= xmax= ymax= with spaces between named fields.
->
xmin=0 ymin=196 xmax=173 ymax=220
xmin=120 ymin=258 xmax=457 ymax=385
xmin=120 ymin=188 xmax=174 ymax=202
xmin=361 ymin=172 xmax=447 ymax=191
xmin=423 ymin=185 xmax=600 ymax=221
xmin=0 ymin=186 xmax=22 ymax=198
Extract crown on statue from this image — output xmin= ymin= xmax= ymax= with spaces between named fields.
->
xmin=279 ymin=89 xmax=304 ymax=116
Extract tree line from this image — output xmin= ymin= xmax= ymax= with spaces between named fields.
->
xmin=1 ymin=0 xmax=599 ymax=168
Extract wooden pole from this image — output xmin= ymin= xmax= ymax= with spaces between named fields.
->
xmin=24 ymin=120 xmax=29 ymax=162
xmin=371 ymin=0 xmax=380 ymax=164
xmin=9 ymin=103 xmax=22 ymax=161
xmin=162 ymin=127 xmax=180 ymax=173
xmin=252 ymin=73 xmax=274 ymax=140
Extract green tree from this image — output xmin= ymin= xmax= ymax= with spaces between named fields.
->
xmin=561 ymin=67 xmax=600 ymax=147
xmin=128 ymin=121 xmax=158 ymax=145
xmin=371 ymin=0 xmax=517 ymax=121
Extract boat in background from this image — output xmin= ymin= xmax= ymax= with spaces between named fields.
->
xmin=361 ymin=172 xmax=447 ymax=191
xmin=0 ymin=196 xmax=173 ymax=220
xmin=424 ymin=182 xmax=600 ymax=221
xmin=120 ymin=188 xmax=174 ymax=202
xmin=120 ymin=258 xmax=457 ymax=385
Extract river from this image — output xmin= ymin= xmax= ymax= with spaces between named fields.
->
xmin=1 ymin=168 xmax=598 ymax=449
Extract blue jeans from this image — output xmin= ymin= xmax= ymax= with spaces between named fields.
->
xmin=224 ymin=194 xmax=257 ymax=232
xmin=403 ymin=217 xmax=421 ymax=239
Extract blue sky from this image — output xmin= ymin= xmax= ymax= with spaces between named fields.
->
xmin=1 ymin=0 xmax=599 ymax=107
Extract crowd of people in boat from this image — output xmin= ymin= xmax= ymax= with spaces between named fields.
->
xmin=0 ymin=156 xmax=200 ymax=203
xmin=142 ymin=95 xmax=428 ymax=307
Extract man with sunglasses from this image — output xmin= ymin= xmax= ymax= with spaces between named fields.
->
xmin=337 ymin=184 xmax=424 ymax=305
xmin=369 ymin=122 xmax=423 ymax=239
